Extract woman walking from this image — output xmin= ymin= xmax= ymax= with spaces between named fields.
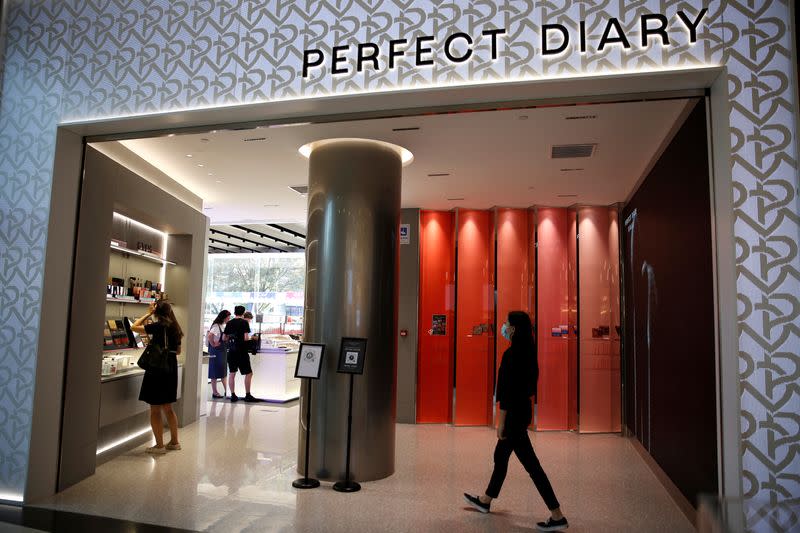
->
xmin=132 ymin=300 xmax=183 ymax=455
xmin=463 ymin=311 xmax=568 ymax=531
xmin=207 ymin=310 xmax=231 ymax=398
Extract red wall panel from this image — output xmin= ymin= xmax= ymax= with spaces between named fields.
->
xmin=495 ymin=209 xmax=531 ymax=423
xmin=568 ymin=210 xmax=579 ymax=430
xmin=578 ymin=206 xmax=622 ymax=433
xmin=417 ymin=211 xmax=455 ymax=423
xmin=535 ymin=208 xmax=571 ymax=430
xmin=455 ymin=210 xmax=494 ymax=426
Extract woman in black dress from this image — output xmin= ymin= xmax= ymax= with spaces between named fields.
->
xmin=132 ymin=300 xmax=183 ymax=455
xmin=464 ymin=311 xmax=568 ymax=531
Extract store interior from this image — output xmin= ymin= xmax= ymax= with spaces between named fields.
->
xmin=55 ymin=95 xmax=718 ymax=516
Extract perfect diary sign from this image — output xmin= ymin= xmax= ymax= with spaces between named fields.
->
xmin=303 ymin=9 xmax=708 ymax=78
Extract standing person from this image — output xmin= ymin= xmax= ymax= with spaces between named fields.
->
xmin=224 ymin=306 xmax=262 ymax=403
xmin=463 ymin=311 xmax=568 ymax=531
xmin=207 ymin=310 xmax=231 ymax=399
xmin=132 ymin=300 xmax=183 ymax=455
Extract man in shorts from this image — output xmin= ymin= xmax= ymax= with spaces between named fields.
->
xmin=224 ymin=306 xmax=262 ymax=402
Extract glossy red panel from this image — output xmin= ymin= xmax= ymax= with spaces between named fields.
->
xmin=578 ymin=206 xmax=622 ymax=433
xmin=535 ymin=208 xmax=571 ymax=430
xmin=495 ymin=209 xmax=531 ymax=424
xmin=417 ymin=211 xmax=455 ymax=423
xmin=454 ymin=210 xmax=493 ymax=426
xmin=568 ymin=210 xmax=579 ymax=430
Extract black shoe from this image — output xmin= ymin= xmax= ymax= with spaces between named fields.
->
xmin=230 ymin=393 xmax=239 ymax=402
xmin=463 ymin=493 xmax=490 ymax=514
xmin=244 ymin=393 xmax=263 ymax=403
xmin=536 ymin=517 xmax=568 ymax=531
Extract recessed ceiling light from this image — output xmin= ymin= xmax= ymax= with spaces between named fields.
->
xmin=167 ymin=133 xmax=175 ymax=138
xmin=557 ymin=194 xmax=578 ymax=198
xmin=197 ymin=164 xmax=204 ymax=167
xmin=264 ymin=204 xmax=279 ymax=207
xmin=208 ymin=172 xmax=214 ymax=176
xmin=211 ymin=130 xmax=218 ymax=134
xmin=185 ymin=154 xmax=192 ymax=158
xmin=446 ymin=197 xmax=465 ymax=201
xmin=200 ymin=138 xmax=209 ymax=143
xmin=215 ymin=180 xmax=222 ymax=183
xmin=203 ymin=207 xmax=213 ymax=210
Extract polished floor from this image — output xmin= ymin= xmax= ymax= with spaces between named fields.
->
xmin=33 ymin=401 xmax=693 ymax=532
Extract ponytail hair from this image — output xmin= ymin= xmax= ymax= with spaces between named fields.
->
xmin=153 ymin=300 xmax=184 ymax=339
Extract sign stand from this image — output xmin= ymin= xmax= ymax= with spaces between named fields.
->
xmin=333 ymin=373 xmax=360 ymax=492
xmin=292 ymin=343 xmax=325 ymax=490
xmin=333 ymin=337 xmax=367 ymax=494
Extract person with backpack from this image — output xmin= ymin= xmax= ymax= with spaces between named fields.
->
xmin=223 ymin=306 xmax=262 ymax=402
xmin=207 ymin=309 xmax=231 ymax=399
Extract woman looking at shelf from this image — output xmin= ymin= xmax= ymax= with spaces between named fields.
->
xmin=131 ymin=300 xmax=183 ymax=455
xmin=207 ymin=310 xmax=231 ymax=398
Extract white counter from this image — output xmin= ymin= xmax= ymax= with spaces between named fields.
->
xmin=217 ymin=348 xmax=300 ymax=403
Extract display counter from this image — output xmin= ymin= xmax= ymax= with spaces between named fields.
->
xmin=97 ymin=349 xmax=183 ymax=463
xmin=221 ymin=335 xmax=301 ymax=403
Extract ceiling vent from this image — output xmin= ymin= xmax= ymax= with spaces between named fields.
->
xmin=557 ymin=194 xmax=578 ymax=198
xmin=560 ymin=168 xmax=584 ymax=172
xmin=565 ymin=115 xmax=597 ymax=121
xmin=427 ymin=173 xmax=450 ymax=177
xmin=392 ymin=127 xmax=420 ymax=132
xmin=551 ymin=144 xmax=596 ymax=159
xmin=289 ymin=185 xmax=309 ymax=196
xmin=447 ymin=197 xmax=465 ymax=201
xmin=243 ymin=137 xmax=267 ymax=142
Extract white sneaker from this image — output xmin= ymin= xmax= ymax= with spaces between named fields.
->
xmin=146 ymin=445 xmax=167 ymax=455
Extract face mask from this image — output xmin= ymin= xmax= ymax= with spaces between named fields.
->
xmin=501 ymin=323 xmax=513 ymax=341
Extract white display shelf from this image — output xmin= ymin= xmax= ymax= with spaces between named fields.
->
xmin=110 ymin=242 xmax=175 ymax=265
xmin=106 ymin=296 xmax=157 ymax=305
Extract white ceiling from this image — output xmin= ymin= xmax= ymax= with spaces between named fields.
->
xmin=112 ymin=98 xmax=692 ymax=224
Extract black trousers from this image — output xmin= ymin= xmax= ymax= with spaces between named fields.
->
xmin=485 ymin=413 xmax=560 ymax=510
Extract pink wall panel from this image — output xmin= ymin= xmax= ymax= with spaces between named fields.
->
xmin=455 ymin=210 xmax=494 ymax=426
xmin=568 ymin=210 xmax=579 ymax=430
xmin=578 ymin=206 xmax=621 ymax=433
xmin=417 ymin=211 xmax=455 ymax=423
xmin=535 ymin=208 xmax=571 ymax=430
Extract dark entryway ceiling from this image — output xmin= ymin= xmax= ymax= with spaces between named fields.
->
xmin=207 ymin=223 xmax=305 ymax=254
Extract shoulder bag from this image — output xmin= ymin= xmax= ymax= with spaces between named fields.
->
xmin=137 ymin=327 xmax=172 ymax=372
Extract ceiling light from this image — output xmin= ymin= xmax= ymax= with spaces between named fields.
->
xmin=264 ymin=204 xmax=279 ymax=207
xmin=243 ymin=137 xmax=268 ymax=142
xmin=269 ymin=122 xmax=311 ymax=128
xmin=392 ymin=127 xmax=420 ymax=132
xmin=200 ymin=138 xmax=210 ymax=143
xmin=427 ymin=173 xmax=450 ymax=177
xmin=208 ymin=172 xmax=214 ymax=176
xmin=299 ymin=138 xmax=413 ymax=166
xmin=167 ymin=134 xmax=175 ymax=138
xmin=557 ymin=194 xmax=578 ymax=198
xmin=519 ymin=115 xmax=529 ymax=120
xmin=211 ymin=130 xmax=218 ymax=134
xmin=560 ymin=168 xmax=584 ymax=172
xmin=565 ymin=115 xmax=597 ymax=120
xmin=447 ymin=197 xmax=465 ymax=201
xmin=197 ymin=164 xmax=204 ymax=167
xmin=204 ymin=207 xmax=214 ymax=210
xmin=215 ymin=180 xmax=223 ymax=183
xmin=185 ymin=154 xmax=192 ymax=158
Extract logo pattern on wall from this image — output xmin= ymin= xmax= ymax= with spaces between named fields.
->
xmin=0 ymin=0 xmax=797 ymax=523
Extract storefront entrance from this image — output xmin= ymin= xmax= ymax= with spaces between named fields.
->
xmin=25 ymin=67 xmax=738 ymax=524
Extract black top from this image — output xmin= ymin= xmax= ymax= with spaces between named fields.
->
xmin=144 ymin=322 xmax=180 ymax=352
xmin=223 ymin=317 xmax=250 ymax=352
xmin=495 ymin=342 xmax=539 ymax=411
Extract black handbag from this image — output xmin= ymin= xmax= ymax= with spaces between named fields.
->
xmin=137 ymin=327 xmax=172 ymax=372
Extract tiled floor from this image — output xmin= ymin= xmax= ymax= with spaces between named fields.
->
xmin=33 ymin=401 xmax=693 ymax=532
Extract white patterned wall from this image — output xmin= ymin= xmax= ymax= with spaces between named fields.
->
xmin=0 ymin=0 xmax=796 ymax=527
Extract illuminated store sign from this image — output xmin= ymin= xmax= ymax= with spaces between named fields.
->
xmin=303 ymin=9 xmax=707 ymax=78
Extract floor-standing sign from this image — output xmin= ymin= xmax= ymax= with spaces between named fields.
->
xmin=333 ymin=337 xmax=368 ymax=493
xmin=292 ymin=342 xmax=325 ymax=489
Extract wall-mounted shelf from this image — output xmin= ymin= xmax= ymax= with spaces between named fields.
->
xmin=106 ymin=297 xmax=156 ymax=305
xmin=110 ymin=242 xmax=175 ymax=265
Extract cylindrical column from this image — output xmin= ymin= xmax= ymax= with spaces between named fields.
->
xmin=300 ymin=138 xmax=406 ymax=481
